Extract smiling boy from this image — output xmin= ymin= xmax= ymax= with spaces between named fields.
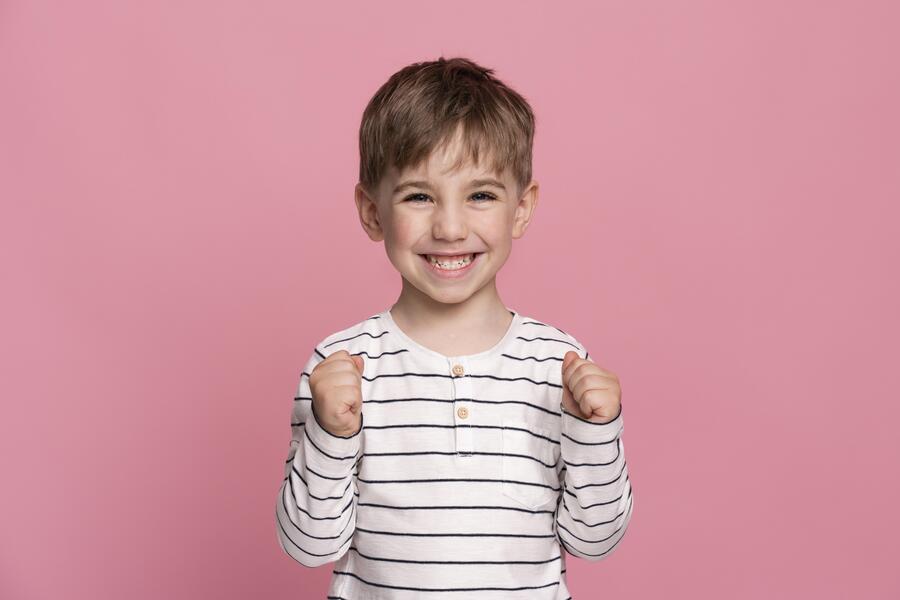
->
xmin=276 ymin=56 xmax=633 ymax=599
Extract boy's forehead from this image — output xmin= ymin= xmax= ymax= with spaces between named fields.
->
xmin=393 ymin=162 xmax=507 ymax=182
xmin=388 ymin=145 xmax=512 ymax=183
xmin=392 ymin=130 xmax=508 ymax=183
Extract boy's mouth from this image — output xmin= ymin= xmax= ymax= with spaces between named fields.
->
xmin=418 ymin=253 xmax=483 ymax=272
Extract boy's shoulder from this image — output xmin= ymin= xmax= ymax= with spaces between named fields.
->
xmin=517 ymin=311 xmax=590 ymax=360
xmin=315 ymin=313 xmax=384 ymax=358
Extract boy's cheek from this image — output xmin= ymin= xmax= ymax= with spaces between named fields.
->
xmin=386 ymin=218 xmax=419 ymax=244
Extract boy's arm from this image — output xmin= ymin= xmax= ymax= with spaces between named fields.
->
xmin=275 ymin=347 xmax=362 ymax=567
xmin=555 ymin=350 xmax=634 ymax=561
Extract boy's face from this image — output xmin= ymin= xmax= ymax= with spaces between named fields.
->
xmin=355 ymin=130 xmax=538 ymax=308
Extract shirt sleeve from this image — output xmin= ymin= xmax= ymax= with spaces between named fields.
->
xmin=555 ymin=347 xmax=634 ymax=561
xmin=275 ymin=346 xmax=363 ymax=567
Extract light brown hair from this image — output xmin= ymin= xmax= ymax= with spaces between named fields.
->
xmin=358 ymin=56 xmax=536 ymax=198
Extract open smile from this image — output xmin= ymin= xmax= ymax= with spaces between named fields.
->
xmin=418 ymin=253 xmax=484 ymax=279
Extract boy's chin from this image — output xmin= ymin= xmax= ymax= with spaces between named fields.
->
xmin=402 ymin=273 xmax=484 ymax=304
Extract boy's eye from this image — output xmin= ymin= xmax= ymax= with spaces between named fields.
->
xmin=403 ymin=192 xmax=497 ymax=203
xmin=471 ymin=192 xmax=497 ymax=202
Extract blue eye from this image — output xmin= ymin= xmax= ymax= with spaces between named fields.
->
xmin=402 ymin=192 xmax=497 ymax=203
xmin=471 ymin=192 xmax=497 ymax=202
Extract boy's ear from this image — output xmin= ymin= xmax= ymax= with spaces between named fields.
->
xmin=355 ymin=182 xmax=384 ymax=242
xmin=511 ymin=180 xmax=539 ymax=239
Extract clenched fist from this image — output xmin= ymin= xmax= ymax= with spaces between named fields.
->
xmin=561 ymin=350 xmax=622 ymax=424
xmin=309 ymin=350 xmax=365 ymax=437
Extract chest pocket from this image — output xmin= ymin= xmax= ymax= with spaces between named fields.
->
xmin=501 ymin=419 xmax=559 ymax=509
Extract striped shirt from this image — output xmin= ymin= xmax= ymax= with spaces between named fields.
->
xmin=275 ymin=306 xmax=634 ymax=599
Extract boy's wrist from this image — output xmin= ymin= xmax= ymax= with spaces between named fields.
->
xmin=305 ymin=407 xmax=363 ymax=472
xmin=560 ymin=401 xmax=623 ymax=442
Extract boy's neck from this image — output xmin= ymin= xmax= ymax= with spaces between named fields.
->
xmin=389 ymin=278 xmax=513 ymax=357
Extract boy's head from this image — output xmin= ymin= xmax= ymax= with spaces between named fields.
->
xmin=354 ymin=56 xmax=539 ymax=307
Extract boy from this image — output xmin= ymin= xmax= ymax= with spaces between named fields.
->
xmin=275 ymin=56 xmax=633 ymax=599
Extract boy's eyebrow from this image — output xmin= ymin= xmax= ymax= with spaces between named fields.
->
xmin=470 ymin=178 xmax=507 ymax=191
xmin=393 ymin=180 xmax=435 ymax=194
xmin=393 ymin=178 xmax=507 ymax=194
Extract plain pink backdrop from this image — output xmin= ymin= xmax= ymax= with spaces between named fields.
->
xmin=2 ymin=1 xmax=898 ymax=598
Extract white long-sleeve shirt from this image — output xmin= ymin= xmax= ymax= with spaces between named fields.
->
xmin=275 ymin=306 xmax=634 ymax=599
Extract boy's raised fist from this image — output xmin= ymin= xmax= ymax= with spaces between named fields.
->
xmin=309 ymin=350 xmax=365 ymax=437
xmin=561 ymin=350 xmax=622 ymax=424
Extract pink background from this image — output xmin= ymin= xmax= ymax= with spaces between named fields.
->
xmin=2 ymin=1 xmax=898 ymax=598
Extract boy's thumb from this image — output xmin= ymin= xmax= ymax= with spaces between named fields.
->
xmin=351 ymin=354 xmax=365 ymax=375
xmin=562 ymin=350 xmax=579 ymax=374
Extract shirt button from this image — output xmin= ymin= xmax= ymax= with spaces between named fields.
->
xmin=452 ymin=364 xmax=465 ymax=376
xmin=457 ymin=406 xmax=469 ymax=419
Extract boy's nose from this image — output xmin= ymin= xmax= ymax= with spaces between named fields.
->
xmin=431 ymin=206 xmax=469 ymax=240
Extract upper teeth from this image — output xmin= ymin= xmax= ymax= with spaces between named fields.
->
xmin=427 ymin=254 xmax=474 ymax=269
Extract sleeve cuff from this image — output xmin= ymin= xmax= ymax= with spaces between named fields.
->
xmin=560 ymin=402 xmax=623 ymax=443
xmin=305 ymin=402 xmax=363 ymax=458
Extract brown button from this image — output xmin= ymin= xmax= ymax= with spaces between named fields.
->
xmin=457 ymin=406 xmax=469 ymax=419
xmin=452 ymin=364 xmax=465 ymax=376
